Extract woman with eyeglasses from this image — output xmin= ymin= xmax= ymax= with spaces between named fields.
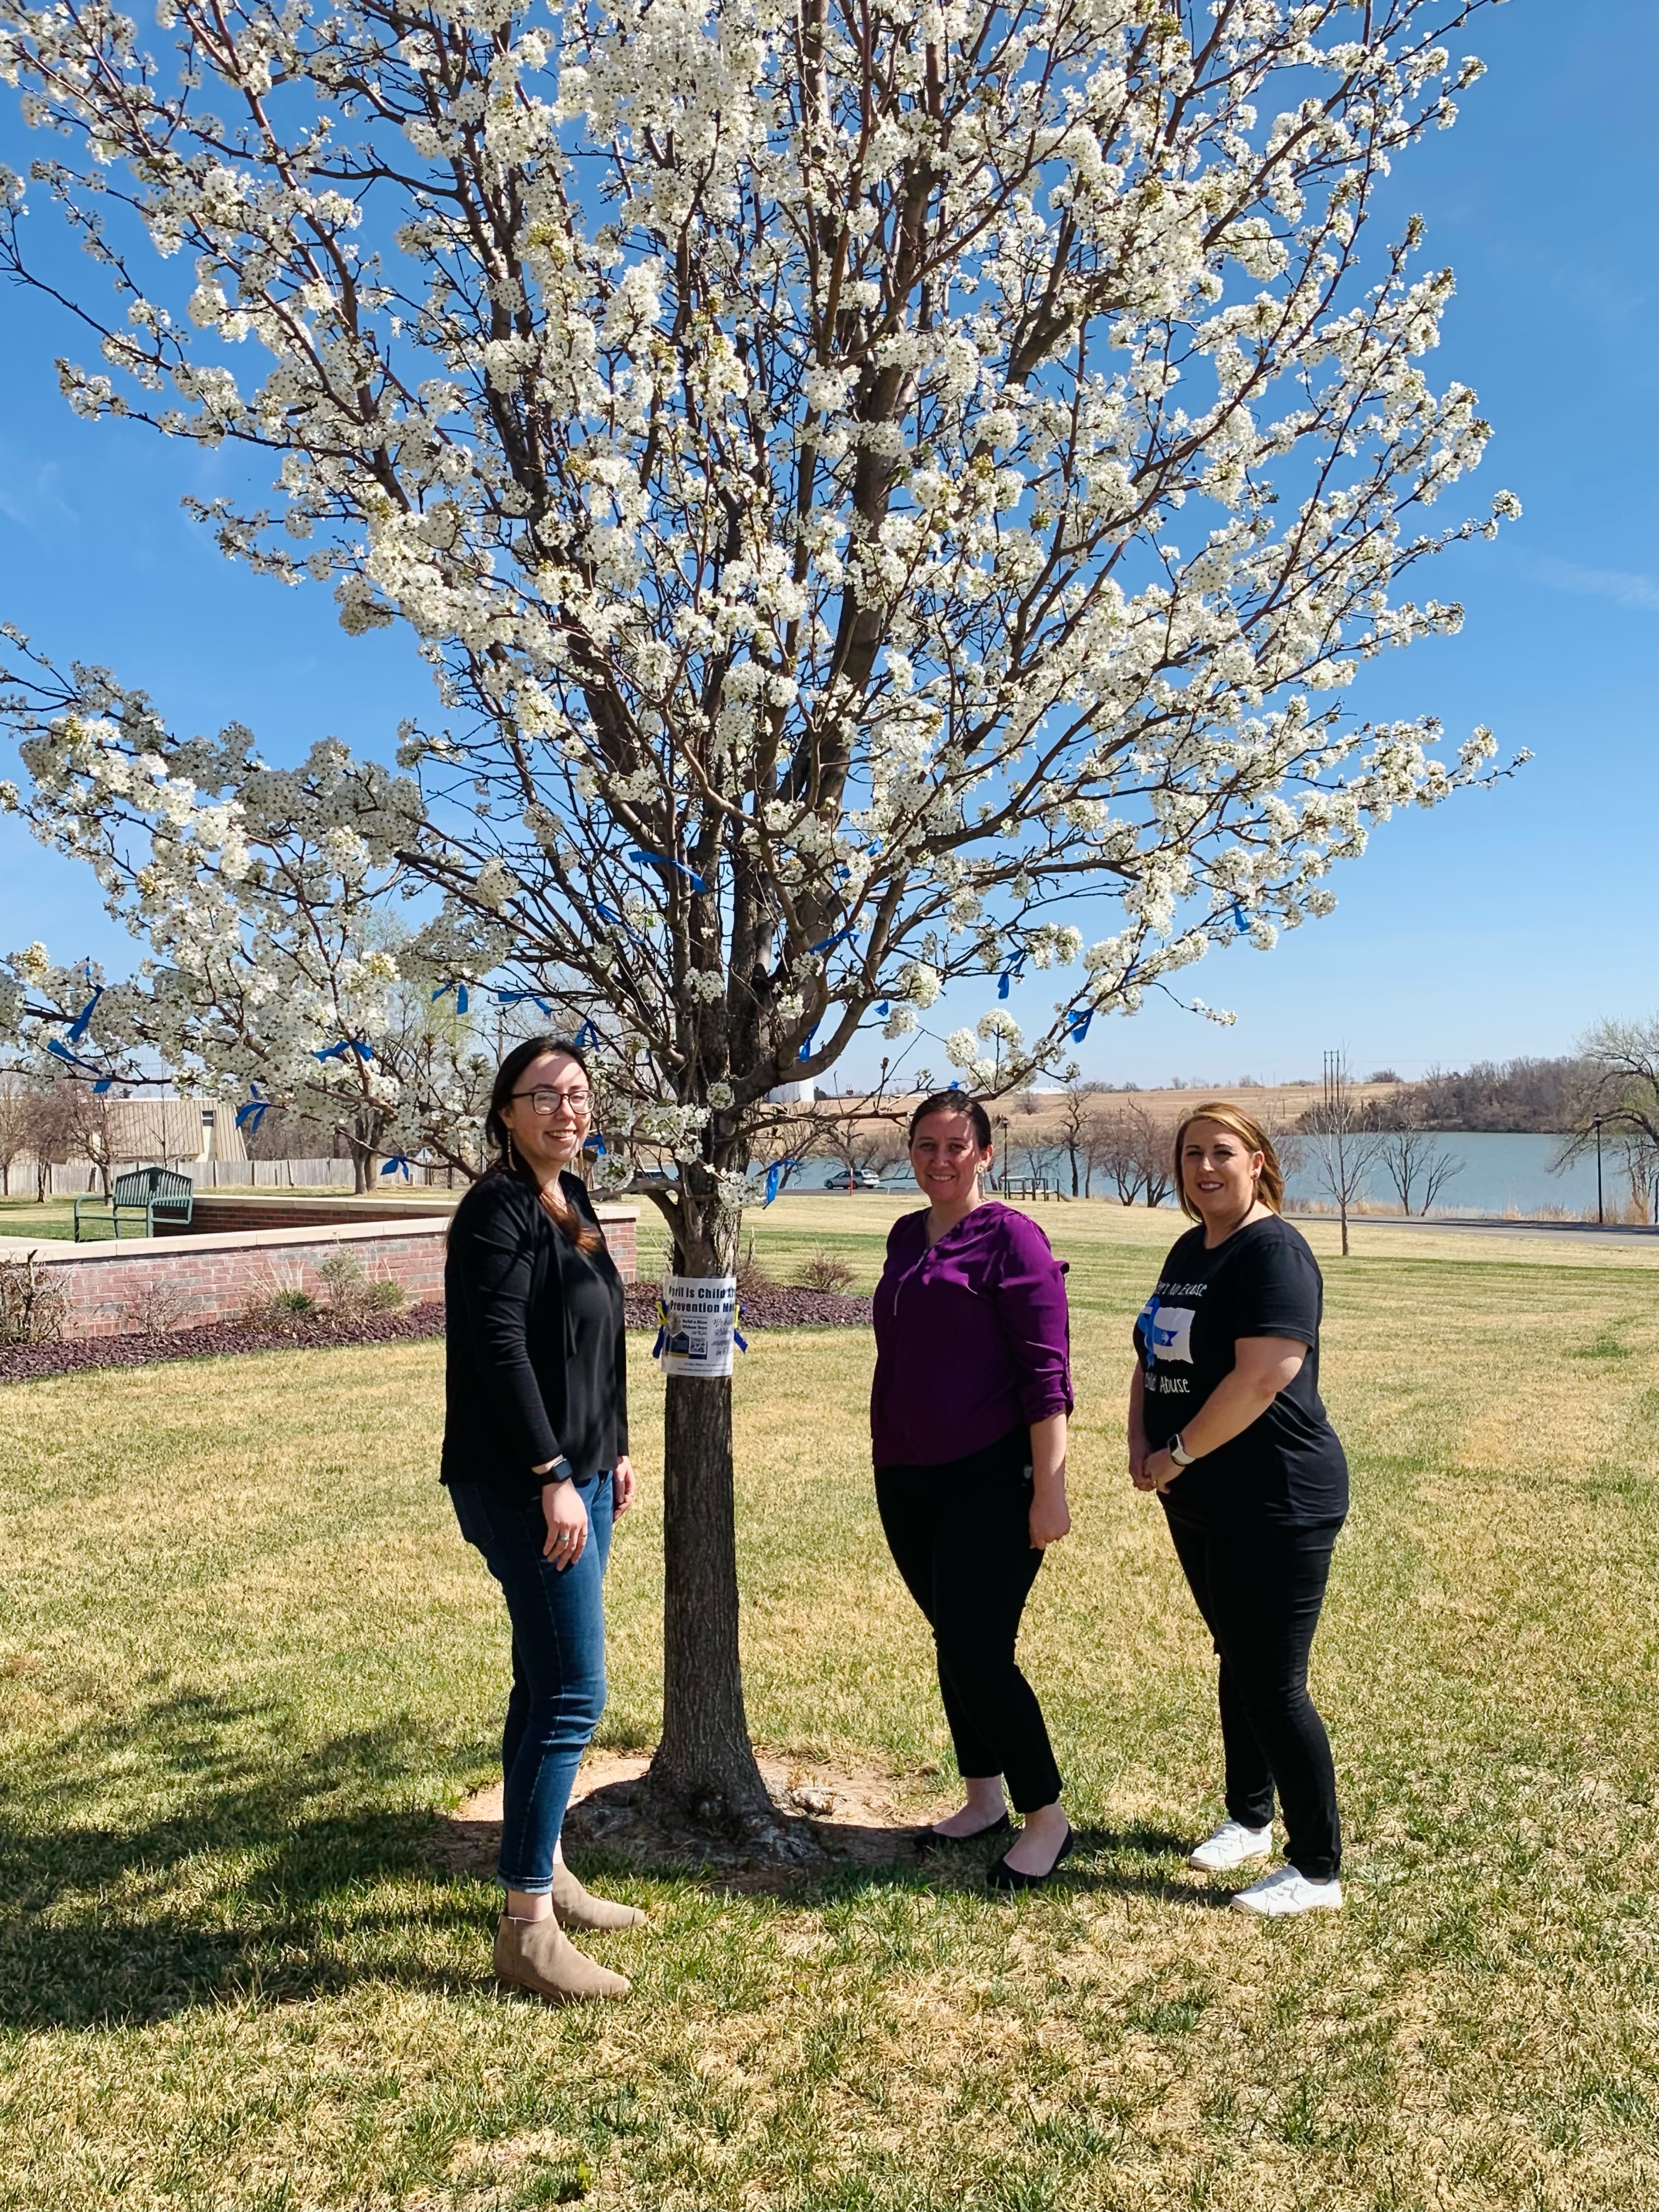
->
xmin=443 ymin=1035 xmax=642 ymax=2004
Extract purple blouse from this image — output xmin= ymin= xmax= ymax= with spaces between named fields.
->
xmin=870 ymin=1201 xmax=1074 ymax=1469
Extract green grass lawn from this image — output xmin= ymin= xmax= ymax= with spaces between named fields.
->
xmin=1 ymin=1203 xmax=1653 ymax=2209
xmin=0 ymin=1196 xmax=78 ymax=1242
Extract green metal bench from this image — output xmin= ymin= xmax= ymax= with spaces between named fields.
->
xmin=72 ymin=1166 xmax=196 ymax=1242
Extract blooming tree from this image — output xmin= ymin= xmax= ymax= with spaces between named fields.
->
xmin=1 ymin=0 xmax=1522 ymax=1820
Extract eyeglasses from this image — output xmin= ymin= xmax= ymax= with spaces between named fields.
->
xmin=512 ymin=1086 xmax=592 ymax=1118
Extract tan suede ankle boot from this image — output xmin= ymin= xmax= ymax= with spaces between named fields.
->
xmin=493 ymin=1914 xmax=631 ymax=2004
xmin=551 ymin=1859 xmax=648 ymax=1932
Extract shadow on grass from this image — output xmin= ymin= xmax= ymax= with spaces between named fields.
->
xmin=444 ymin=1776 xmax=1216 ymax=1911
xmin=0 ymin=1688 xmax=493 ymax=2029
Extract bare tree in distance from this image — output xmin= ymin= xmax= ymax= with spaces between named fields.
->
xmin=0 ymin=1075 xmax=37 ymax=1198
xmin=1052 ymin=1070 xmax=1102 ymax=1198
xmin=1555 ymin=1016 xmax=1659 ymax=1224
xmin=1302 ymin=1052 xmax=1385 ymax=1255
xmin=1558 ymin=1018 xmax=1659 ymax=1157
xmin=811 ymin=1077 xmax=908 ymax=1193
xmin=1376 ymin=1126 xmax=1463 ymax=1216
xmin=1136 ymin=1112 xmax=1179 ymax=1210
xmin=1087 ymin=1099 xmax=1176 ymax=1207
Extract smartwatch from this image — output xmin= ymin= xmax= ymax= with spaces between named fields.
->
xmin=1168 ymin=1431 xmax=1197 ymax=1468
xmin=538 ymin=1456 xmax=574 ymax=1485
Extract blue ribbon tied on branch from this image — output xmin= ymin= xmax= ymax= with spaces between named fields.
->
xmin=431 ymin=981 xmax=470 ymax=1014
xmin=314 ymin=1039 xmax=375 ymax=1063
xmin=45 ymin=1037 xmax=114 ymax=1091
xmin=764 ymin=1161 xmax=785 ymax=1206
xmin=64 ymin=984 xmax=104 ymax=1043
xmin=798 ymin=1028 xmax=818 ymax=1063
xmin=1066 ymin=1010 xmax=1093 ymax=1042
xmin=495 ymin=989 xmax=553 ymax=1015
xmin=573 ymin=1019 xmax=600 ymax=1050
xmin=234 ymin=1085 xmax=269 ymax=1138
xmin=997 ymin=956 xmax=1026 ymax=1001
xmin=594 ymin=903 xmax=646 ymax=944
xmin=380 ymin=1154 xmax=413 ymax=1180
xmin=625 ymin=849 xmax=707 ymax=894
xmin=808 ymin=928 xmax=855 ymax=955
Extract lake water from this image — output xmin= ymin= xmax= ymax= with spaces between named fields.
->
xmin=999 ymin=1130 xmax=1642 ymax=1221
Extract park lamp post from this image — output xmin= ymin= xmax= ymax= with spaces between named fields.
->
xmin=1593 ymin=1114 xmax=1606 ymax=1225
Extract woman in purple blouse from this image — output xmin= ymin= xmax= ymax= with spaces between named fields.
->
xmin=871 ymin=1092 xmax=1076 ymax=1889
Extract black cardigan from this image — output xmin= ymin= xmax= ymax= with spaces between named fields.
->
xmin=442 ymin=1169 xmax=628 ymax=1499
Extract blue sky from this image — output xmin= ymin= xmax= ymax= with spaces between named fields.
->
xmin=1 ymin=2 xmax=1654 ymax=1089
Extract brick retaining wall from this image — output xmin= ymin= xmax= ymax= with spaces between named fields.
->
xmin=0 ymin=1206 xmax=637 ymax=1340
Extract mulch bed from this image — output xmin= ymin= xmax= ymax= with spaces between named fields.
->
xmin=0 ymin=1285 xmax=871 ymax=1385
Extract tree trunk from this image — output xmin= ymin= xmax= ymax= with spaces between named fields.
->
xmin=644 ymin=1189 xmax=774 ymax=1830
xmin=647 ymin=1371 xmax=772 ymax=1825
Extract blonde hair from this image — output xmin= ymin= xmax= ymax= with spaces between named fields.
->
xmin=1172 ymin=1102 xmax=1285 ymax=1221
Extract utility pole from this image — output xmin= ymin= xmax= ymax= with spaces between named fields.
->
xmin=1593 ymin=1113 xmax=1605 ymax=1224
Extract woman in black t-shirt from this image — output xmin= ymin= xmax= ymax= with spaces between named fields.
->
xmin=1129 ymin=1103 xmax=1348 ymax=1918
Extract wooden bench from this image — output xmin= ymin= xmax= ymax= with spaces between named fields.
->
xmin=72 ymin=1167 xmax=196 ymax=1242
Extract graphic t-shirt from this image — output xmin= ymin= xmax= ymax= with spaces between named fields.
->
xmin=1131 ymin=1214 xmax=1348 ymax=1529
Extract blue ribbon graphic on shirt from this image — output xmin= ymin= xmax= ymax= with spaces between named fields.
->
xmin=1137 ymin=1294 xmax=1181 ymax=1367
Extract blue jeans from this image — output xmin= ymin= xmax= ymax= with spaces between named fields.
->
xmin=450 ymin=1473 xmax=613 ymax=1894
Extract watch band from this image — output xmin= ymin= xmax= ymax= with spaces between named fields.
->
xmin=1168 ymin=1431 xmax=1195 ymax=1467
xmin=540 ymin=1455 xmax=574 ymax=1485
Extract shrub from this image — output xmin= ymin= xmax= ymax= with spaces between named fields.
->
xmin=365 ymin=1274 xmax=406 ymax=1312
xmin=735 ymin=1234 xmax=775 ymax=1295
xmin=0 ymin=1251 xmax=68 ymax=1345
xmin=797 ymin=1246 xmax=855 ymax=1295
xmin=130 ymin=1281 xmax=190 ymax=1335
xmin=242 ymin=1273 xmax=318 ymax=1332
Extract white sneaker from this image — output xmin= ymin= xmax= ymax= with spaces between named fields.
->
xmin=1188 ymin=1819 xmax=1273 ymax=1872
xmin=1230 ymin=1865 xmax=1344 ymax=1917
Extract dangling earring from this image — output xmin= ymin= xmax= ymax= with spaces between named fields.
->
xmin=504 ymin=1129 xmax=516 ymax=1172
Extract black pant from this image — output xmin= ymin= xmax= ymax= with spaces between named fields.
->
xmin=1166 ymin=1513 xmax=1344 ymax=1880
xmin=875 ymin=1430 xmax=1063 ymax=1815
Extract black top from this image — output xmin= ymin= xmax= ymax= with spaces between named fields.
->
xmin=1132 ymin=1213 xmax=1347 ymax=1530
xmin=442 ymin=1169 xmax=628 ymax=1501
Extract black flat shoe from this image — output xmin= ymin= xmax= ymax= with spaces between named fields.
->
xmin=988 ymin=1825 xmax=1075 ymax=1892
xmin=915 ymin=1813 xmax=1012 ymax=1854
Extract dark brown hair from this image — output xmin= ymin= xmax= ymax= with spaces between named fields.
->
xmin=907 ymin=1090 xmax=994 ymax=1150
xmin=1172 ymin=1101 xmax=1286 ymax=1221
xmin=486 ymin=1035 xmax=604 ymax=1254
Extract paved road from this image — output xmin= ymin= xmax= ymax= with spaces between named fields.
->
xmin=1284 ymin=1211 xmax=1657 ymax=1243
